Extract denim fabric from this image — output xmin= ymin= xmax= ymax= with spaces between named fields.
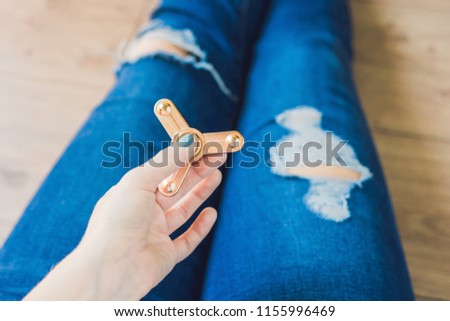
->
xmin=202 ymin=0 xmax=414 ymax=300
xmin=0 ymin=0 xmax=414 ymax=300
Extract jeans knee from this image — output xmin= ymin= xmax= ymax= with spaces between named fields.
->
xmin=118 ymin=20 xmax=237 ymax=101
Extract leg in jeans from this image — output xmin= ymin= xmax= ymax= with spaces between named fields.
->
xmin=0 ymin=0 xmax=269 ymax=300
xmin=202 ymin=0 xmax=414 ymax=300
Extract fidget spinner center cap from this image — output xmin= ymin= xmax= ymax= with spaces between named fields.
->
xmin=172 ymin=128 xmax=204 ymax=162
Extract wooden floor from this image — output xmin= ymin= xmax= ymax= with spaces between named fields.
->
xmin=0 ymin=0 xmax=449 ymax=300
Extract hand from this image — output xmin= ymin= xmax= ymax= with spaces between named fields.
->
xmin=24 ymin=146 xmax=226 ymax=300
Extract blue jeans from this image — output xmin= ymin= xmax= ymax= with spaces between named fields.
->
xmin=0 ymin=0 xmax=414 ymax=300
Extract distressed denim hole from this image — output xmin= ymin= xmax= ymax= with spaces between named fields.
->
xmin=270 ymin=107 xmax=372 ymax=222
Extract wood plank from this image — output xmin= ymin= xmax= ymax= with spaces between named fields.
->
xmin=351 ymin=0 xmax=450 ymax=300
xmin=353 ymin=0 xmax=450 ymax=11
xmin=355 ymin=62 xmax=450 ymax=140
xmin=0 ymin=75 xmax=108 ymax=245
xmin=352 ymin=1 xmax=450 ymax=75
xmin=373 ymin=119 xmax=450 ymax=300
xmin=0 ymin=0 xmax=144 ymax=88
xmin=351 ymin=1 xmax=450 ymax=141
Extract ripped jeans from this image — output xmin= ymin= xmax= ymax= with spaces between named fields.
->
xmin=0 ymin=0 xmax=414 ymax=300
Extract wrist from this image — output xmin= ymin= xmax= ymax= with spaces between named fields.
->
xmin=23 ymin=245 xmax=99 ymax=300
xmin=74 ymin=238 xmax=151 ymax=300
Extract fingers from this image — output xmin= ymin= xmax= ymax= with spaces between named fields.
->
xmin=156 ymin=153 xmax=226 ymax=211
xmin=165 ymin=169 xmax=222 ymax=234
xmin=173 ymin=207 xmax=217 ymax=264
xmin=120 ymin=145 xmax=195 ymax=191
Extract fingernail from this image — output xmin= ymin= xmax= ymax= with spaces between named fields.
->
xmin=178 ymin=133 xmax=194 ymax=147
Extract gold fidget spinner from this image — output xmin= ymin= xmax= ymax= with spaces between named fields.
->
xmin=154 ymin=98 xmax=244 ymax=197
